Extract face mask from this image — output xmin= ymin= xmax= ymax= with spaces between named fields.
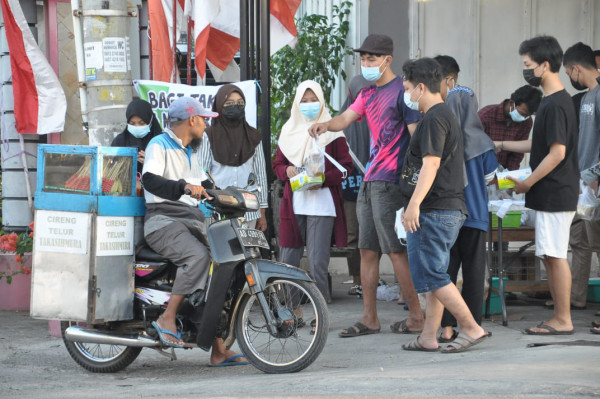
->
xmin=127 ymin=123 xmax=151 ymax=138
xmin=509 ymin=104 xmax=530 ymax=122
xmin=403 ymin=86 xmax=422 ymax=111
xmin=569 ymin=69 xmax=586 ymax=91
xmin=361 ymin=57 xmax=388 ymax=81
xmin=523 ymin=67 xmax=542 ymax=87
xmin=299 ymin=102 xmax=321 ymax=120
xmin=223 ymin=104 xmax=245 ymax=121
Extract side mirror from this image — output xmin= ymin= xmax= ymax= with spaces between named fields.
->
xmin=247 ymin=173 xmax=256 ymax=187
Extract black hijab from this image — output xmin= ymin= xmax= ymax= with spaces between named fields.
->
xmin=112 ymin=99 xmax=163 ymax=151
xmin=205 ymin=84 xmax=262 ymax=167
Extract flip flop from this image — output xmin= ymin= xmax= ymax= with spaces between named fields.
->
xmin=390 ymin=318 xmax=422 ymax=334
xmin=208 ymin=354 xmax=250 ymax=367
xmin=339 ymin=322 xmax=380 ymax=338
xmin=591 ymin=320 xmax=600 ymax=328
xmin=152 ymin=321 xmax=183 ymax=348
xmin=441 ymin=331 xmax=492 ymax=354
xmin=438 ymin=329 xmax=459 ymax=343
xmin=591 ymin=327 xmax=600 ymax=335
xmin=402 ymin=336 xmax=440 ymax=352
xmin=523 ymin=322 xmax=574 ymax=336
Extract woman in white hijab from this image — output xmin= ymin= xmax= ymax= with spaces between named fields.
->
xmin=273 ymin=80 xmax=353 ymax=305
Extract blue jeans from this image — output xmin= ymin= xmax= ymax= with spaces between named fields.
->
xmin=406 ymin=209 xmax=465 ymax=293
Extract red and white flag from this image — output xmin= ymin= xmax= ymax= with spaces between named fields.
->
xmin=154 ymin=0 xmax=301 ymax=85
xmin=0 ymin=0 xmax=66 ymax=134
xmin=186 ymin=0 xmax=300 ymax=83
xmin=270 ymin=0 xmax=301 ymax=55
xmin=148 ymin=0 xmax=185 ymax=83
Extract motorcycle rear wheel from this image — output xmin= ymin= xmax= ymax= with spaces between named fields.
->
xmin=61 ymin=321 xmax=142 ymax=373
xmin=235 ymin=279 xmax=329 ymax=373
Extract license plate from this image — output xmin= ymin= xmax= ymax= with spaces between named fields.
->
xmin=237 ymin=228 xmax=270 ymax=249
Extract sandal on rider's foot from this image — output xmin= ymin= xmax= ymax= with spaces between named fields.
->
xmin=339 ymin=322 xmax=380 ymax=338
xmin=152 ymin=321 xmax=183 ymax=348
xmin=296 ymin=317 xmax=306 ymax=328
xmin=441 ymin=331 xmax=492 ymax=354
xmin=592 ymin=320 xmax=600 ymax=328
xmin=310 ymin=319 xmax=316 ymax=335
xmin=208 ymin=354 xmax=250 ymax=367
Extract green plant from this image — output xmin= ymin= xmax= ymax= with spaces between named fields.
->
xmin=269 ymin=1 xmax=353 ymax=157
xmin=0 ymin=221 xmax=34 ymax=284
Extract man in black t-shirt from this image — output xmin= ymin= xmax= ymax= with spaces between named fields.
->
xmin=498 ymin=36 xmax=579 ymax=335
xmin=399 ymin=58 xmax=491 ymax=353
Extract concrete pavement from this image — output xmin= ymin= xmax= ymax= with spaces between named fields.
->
xmin=1 ymin=274 xmax=599 ymax=398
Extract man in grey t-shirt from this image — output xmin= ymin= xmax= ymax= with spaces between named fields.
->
xmin=563 ymin=42 xmax=600 ymax=309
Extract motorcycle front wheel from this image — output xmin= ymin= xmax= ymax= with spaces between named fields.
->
xmin=235 ymin=279 xmax=329 ymax=374
xmin=61 ymin=321 xmax=142 ymax=373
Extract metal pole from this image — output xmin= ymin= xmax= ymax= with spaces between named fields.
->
xmin=74 ymin=1 xmax=135 ymax=146
xmin=259 ymin=0 xmax=274 ymax=244
xmin=240 ymin=0 xmax=249 ymax=79
xmin=186 ymin=16 xmax=192 ymax=85
xmin=249 ymin=0 xmax=255 ymax=79
xmin=172 ymin=0 xmax=177 ymax=82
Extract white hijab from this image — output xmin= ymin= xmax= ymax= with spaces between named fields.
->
xmin=278 ymin=80 xmax=345 ymax=167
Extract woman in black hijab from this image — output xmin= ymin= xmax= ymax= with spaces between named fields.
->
xmin=202 ymin=84 xmax=268 ymax=230
xmin=112 ymin=98 xmax=163 ymax=172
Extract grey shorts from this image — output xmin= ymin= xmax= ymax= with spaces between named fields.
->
xmin=144 ymin=220 xmax=210 ymax=295
xmin=357 ymin=181 xmax=405 ymax=254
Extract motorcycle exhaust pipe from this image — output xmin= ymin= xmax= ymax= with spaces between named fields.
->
xmin=64 ymin=326 xmax=161 ymax=348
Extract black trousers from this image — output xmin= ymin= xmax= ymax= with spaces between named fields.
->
xmin=441 ymin=226 xmax=486 ymax=327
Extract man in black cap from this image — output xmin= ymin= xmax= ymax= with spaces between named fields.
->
xmin=309 ymin=34 xmax=424 ymax=338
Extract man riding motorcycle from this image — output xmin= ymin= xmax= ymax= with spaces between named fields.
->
xmin=141 ymin=96 xmax=248 ymax=366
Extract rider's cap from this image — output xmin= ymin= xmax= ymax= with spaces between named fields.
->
xmin=168 ymin=96 xmax=218 ymax=122
xmin=353 ymin=34 xmax=393 ymax=56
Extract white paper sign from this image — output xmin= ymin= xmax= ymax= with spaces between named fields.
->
xmin=96 ymin=216 xmax=134 ymax=256
xmin=84 ymin=41 xmax=103 ymax=69
xmin=35 ymin=210 xmax=90 ymax=254
xmin=102 ymin=37 xmax=127 ymax=73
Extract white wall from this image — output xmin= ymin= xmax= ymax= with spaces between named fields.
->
xmin=409 ymin=0 xmax=600 ymax=108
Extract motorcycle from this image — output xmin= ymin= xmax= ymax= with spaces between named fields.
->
xmin=61 ymin=178 xmax=329 ymax=374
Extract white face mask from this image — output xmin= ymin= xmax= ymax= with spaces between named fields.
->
xmin=403 ymin=85 xmax=422 ymax=111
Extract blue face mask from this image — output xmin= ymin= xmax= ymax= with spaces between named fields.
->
xmin=403 ymin=86 xmax=422 ymax=111
xmin=361 ymin=56 xmax=388 ymax=82
xmin=509 ymin=104 xmax=530 ymax=123
xmin=299 ymin=102 xmax=321 ymax=120
xmin=127 ymin=123 xmax=151 ymax=138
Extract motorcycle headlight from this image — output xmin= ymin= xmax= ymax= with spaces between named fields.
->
xmin=242 ymin=192 xmax=259 ymax=211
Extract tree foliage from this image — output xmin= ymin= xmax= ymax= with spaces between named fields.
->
xmin=269 ymin=1 xmax=353 ymax=157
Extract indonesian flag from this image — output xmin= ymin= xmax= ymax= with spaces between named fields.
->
xmin=0 ymin=0 xmax=66 ymax=134
xmin=185 ymin=0 xmax=301 ymax=84
xmin=148 ymin=0 xmax=185 ymax=83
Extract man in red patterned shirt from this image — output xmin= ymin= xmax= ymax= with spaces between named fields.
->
xmin=478 ymin=86 xmax=542 ymax=170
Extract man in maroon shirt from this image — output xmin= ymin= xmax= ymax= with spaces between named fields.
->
xmin=478 ymin=85 xmax=542 ymax=171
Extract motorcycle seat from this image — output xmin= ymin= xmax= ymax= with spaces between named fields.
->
xmin=137 ymin=245 xmax=168 ymax=262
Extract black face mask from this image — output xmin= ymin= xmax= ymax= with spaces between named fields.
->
xmin=570 ymin=77 xmax=586 ymax=91
xmin=523 ymin=68 xmax=542 ymax=87
xmin=222 ymin=105 xmax=245 ymax=121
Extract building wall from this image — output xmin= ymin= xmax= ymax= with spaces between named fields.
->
xmin=408 ymin=0 xmax=600 ymax=108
